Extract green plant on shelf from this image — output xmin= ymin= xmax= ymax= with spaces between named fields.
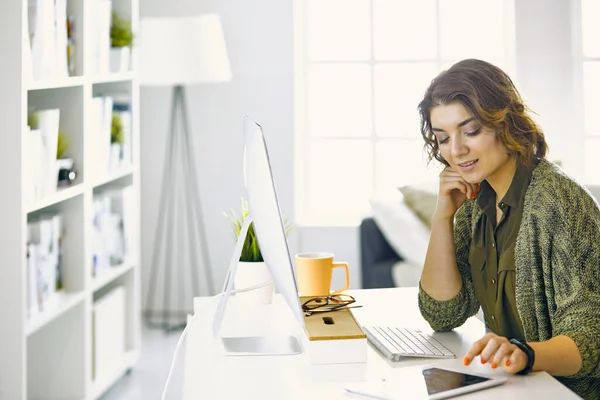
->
xmin=27 ymin=111 xmax=39 ymax=130
xmin=111 ymin=113 xmax=125 ymax=145
xmin=223 ymin=198 xmax=294 ymax=262
xmin=57 ymin=131 xmax=71 ymax=159
xmin=110 ymin=11 xmax=134 ymax=48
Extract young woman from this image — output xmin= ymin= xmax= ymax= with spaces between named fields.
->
xmin=417 ymin=59 xmax=600 ymax=399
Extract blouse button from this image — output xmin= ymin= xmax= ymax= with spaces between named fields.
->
xmin=491 ymin=278 xmax=496 ymax=285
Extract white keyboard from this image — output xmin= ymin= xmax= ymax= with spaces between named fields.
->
xmin=363 ymin=325 xmax=455 ymax=361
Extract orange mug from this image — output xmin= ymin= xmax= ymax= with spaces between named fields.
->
xmin=295 ymin=252 xmax=350 ymax=297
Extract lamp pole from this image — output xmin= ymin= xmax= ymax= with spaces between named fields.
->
xmin=145 ymin=85 xmax=215 ymax=331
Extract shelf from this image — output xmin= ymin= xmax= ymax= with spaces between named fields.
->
xmin=93 ymin=166 xmax=134 ymax=188
xmin=92 ymin=72 xmax=134 ymax=84
xmin=27 ymin=76 xmax=86 ymax=91
xmin=26 ymin=184 xmax=85 ymax=214
xmin=93 ymin=263 xmax=133 ymax=292
xmin=90 ymin=350 xmax=137 ymax=400
xmin=26 ymin=290 xmax=86 ymax=336
xmin=2 ymin=0 xmax=142 ymax=397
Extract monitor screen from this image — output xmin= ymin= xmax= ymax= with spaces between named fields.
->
xmin=242 ymin=116 xmax=304 ymax=327
xmin=211 ymin=116 xmax=305 ymax=340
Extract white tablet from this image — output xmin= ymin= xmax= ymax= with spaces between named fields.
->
xmin=345 ymin=366 xmax=507 ymax=400
xmin=423 ymin=367 xmax=507 ymax=399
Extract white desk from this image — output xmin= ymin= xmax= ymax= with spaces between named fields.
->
xmin=183 ymin=288 xmax=579 ymax=399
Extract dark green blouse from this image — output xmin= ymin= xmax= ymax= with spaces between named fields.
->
xmin=469 ymin=161 xmax=537 ymax=340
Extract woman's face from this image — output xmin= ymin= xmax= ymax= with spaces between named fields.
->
xmin=430 ymin=102 xmax=512 ymax=185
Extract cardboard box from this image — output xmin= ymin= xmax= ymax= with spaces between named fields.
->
xmin=93 ymin=286 xmax=125 ymax=380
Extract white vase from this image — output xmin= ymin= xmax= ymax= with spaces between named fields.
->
xmin=234 ymin=261 xmax=274 ymax=305
xmin=109 ymin=47 xmax=130 ymax=74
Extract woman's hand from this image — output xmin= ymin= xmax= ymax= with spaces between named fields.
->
xmin=463 ymin=332 xmax=528 ymax=374
xmin=435 ymin=167 xmax=479 ymax=220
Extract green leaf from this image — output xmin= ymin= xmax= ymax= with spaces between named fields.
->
xmin=57 ymin=130 xmax=71 ymax=159
xmin=222 ymin=197 xmax=293 ymax=262
xmin=110 ymin=11 xmax=134 ymax=48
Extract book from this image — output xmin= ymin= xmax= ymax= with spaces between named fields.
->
xmin=36 ymin=109 xmax=61 ymax=197
xmin=54 ymin=0 xmax=69 ymax=79
xmin=27 ymin=214 xmax=63 ymax=313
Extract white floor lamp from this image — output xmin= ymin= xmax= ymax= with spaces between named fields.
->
xmin=140 ymin=14 xmax=232 ymax=331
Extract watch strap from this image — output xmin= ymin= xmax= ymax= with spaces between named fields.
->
xmin=509 ymin=338 xmax=535 ymax=375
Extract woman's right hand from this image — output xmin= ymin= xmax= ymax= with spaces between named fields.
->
xmin=435 ymin=167 xmax=479 ymax=220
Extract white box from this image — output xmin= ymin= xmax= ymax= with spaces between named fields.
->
xmin=302 ymin=333 xmax=367 ymax=365
xmin=301 ymin=307 xmax=367 ymax=365
xmin=93 ymin=286 xmax=126 ymax=380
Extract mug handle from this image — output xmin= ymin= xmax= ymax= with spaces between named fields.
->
xmin=330 ymin=262 xmax=350 ymax=294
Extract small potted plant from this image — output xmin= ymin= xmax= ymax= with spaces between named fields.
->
xmin=110 ymin=11 xmax=133 ymax=73
xmin=223 ymin=198 xmax=294 ymax=304
xmin=110 ymin=113 xmax=125 ymax=169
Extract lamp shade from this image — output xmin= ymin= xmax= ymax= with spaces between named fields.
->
xmin=139 ymin=14 xmax=232 ymax=86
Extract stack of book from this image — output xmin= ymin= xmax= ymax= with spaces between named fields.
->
xmin=90 ymin=0 xmax=112 ymax=76
xmin=27 ymin=214 xmax=63 ymax=318
xmin=92 ymin=187 xmax=134 ymax=277
xmin=90 ymin=96 xmax=114 ymax=178
xmin=90 ymin=94 xmax=132 ymax=177
xmin=27 ymin=0 xmax=71 ymax=81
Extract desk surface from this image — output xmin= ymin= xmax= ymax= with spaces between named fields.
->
xmin=183 ymin=288 xmax=579 ymax=399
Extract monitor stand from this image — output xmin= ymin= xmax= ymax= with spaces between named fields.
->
xmin=212 ymin=215 xmax=303 ymax=356
xmin=221 ymin=336 xmax=302 ymax=356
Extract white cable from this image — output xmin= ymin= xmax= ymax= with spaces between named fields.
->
xmin=160 ymin=280 xmax=274 ymax=400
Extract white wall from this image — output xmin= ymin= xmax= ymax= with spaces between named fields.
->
xmin=140 ymin=0 xmax=298 ymax=313
xmin=140 ymin=0 xmax=581 ymax=314
xmin=514 ymin=0 xmax=583 ymax=179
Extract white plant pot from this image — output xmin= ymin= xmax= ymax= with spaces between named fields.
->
xmin=234 ymin=261 xmax=274 ymax=305
xmin=110 ymin=47 xmax=130 ymax=74
xmin=109 ymin=143 xmax=122 ymax=170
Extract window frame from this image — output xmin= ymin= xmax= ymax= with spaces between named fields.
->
xmin=294 ymin=0 xmax=517 ymax=226
xmin=574 ymin=0 xmax=600 ymax=184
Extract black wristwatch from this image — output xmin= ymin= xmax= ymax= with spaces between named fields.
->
xmin=509 ymin=338 xmax=535 ymax=375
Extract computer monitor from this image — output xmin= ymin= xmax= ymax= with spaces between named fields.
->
xmin=211 ymin=116 xmax=304 ymax=355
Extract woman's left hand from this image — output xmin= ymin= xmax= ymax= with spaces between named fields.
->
xmin=463 ymin=332 xmax=528 ymax=374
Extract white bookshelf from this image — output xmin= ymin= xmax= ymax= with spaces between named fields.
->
xmin=0 ymin=0 xmax=141 ymax=398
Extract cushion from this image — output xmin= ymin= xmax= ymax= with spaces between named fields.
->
xmin=369 ymin=190 xmax=430 ymax=268
xmin=391 ymin=260 xmax=423 ymax=288
xmin=398 ymin=181 xmax=439 ymax=228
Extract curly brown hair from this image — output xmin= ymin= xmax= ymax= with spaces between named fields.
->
xmin=418 ymin=59 xmax=547 ymax=167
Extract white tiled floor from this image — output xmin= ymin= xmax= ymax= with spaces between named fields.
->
xmin=100 ymin=324 xmax=185 ymax=400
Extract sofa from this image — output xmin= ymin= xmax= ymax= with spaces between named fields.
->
xmin=361 ymin=181 xmax=600 ymax=289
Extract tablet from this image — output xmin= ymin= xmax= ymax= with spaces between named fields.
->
xmin=424 ymin=367 xmax=506 ymax=399
xmin=345 ymin=366 xmax=507 ymax=400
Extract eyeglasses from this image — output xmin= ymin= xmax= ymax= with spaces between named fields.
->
xmin=301 ymin=294 xmax=362 ymax=316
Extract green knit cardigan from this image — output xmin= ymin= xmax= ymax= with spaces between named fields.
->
xmin=418 ymin=159 xmax=600 ymax=400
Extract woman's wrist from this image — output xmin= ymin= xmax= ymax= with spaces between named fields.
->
xmin=527 ymin=336 xmax=582 ymax=376
xmin=432 ymin=212 xmax=454 ymax=225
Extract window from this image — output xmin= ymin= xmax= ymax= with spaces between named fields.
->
xmin=295 ymin=0 xmax=516 ymax=225
xmin=581 ymin=0 xmax=600 ymax=184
